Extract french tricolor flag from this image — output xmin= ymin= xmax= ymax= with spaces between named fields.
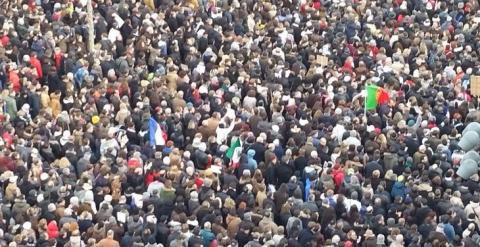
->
xmin=149 ymin=117 xmax=167 ymax=146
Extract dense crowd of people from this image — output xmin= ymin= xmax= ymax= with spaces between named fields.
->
xmin=2 ymin=0 xmax=480 ymax=246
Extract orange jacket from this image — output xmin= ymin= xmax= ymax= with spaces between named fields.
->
xmin=8 ymin=70 xmax=20 ymax=93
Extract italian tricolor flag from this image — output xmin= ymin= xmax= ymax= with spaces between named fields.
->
xmin=366 ymin=84 xmax=390 ymax=110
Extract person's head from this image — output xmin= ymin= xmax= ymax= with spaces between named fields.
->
xmin=204 ymin=221 xmax=211 ymax=230
xmin=107 ymin=229 xmax=114 ymax=238
xmin=376 ymin=215 xmax=384 ymax=224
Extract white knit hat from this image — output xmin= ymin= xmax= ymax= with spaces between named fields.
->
xmin=48 ymin=203 xmax=56 ymax=212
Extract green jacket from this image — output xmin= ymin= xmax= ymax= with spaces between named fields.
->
xmin=1 ymin=95 xmax=17 ymax=119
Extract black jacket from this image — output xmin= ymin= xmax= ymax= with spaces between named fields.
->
xmin=298 ymin=228 xmax=314 ymax=247
xmin=193 ymin=149 xmax=209 ymax=170
xmin=249 ymin=142 xmax=266 ymax=164
xmin=235 ymin=231 xmax=251 ymax=247
xmin=275 ymin=163 xmax=294 ymax=186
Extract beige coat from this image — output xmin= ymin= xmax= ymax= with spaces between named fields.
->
xmin=258 ymin=216 xmax=278 ymax=234
xmin=169 ymin=150 xmax=182 ymax=169
xmin=40 ymin=91 xmax=50 ymax=109
xmin=111 ymin=177 xmax=122 ymax=202
xmin=144 ymin=0 xmax=155 ymax=10
xmin=49 ymin=93 xmax=62 ymax=117
xmin=413 ymin=151 xmax=427 ymax=165
xmin=171 ymin=97 xmax=186 ymax=112
xmin=200 ymin=117 xmax=220 ymax=139
xmin=165 ymin=71 xmax=178 ymax=93
xmin=5 ymin=183 xmax=18 ymax=202
xmin=186 ymin=0 xmax=199 ymax=9
xmin=115 ymin=105 xmax=130 ymax=126
xmin=226 ymin=215 xmax=241 ymax=238
xmin=256 ymin=190 xmax=267 ymax=207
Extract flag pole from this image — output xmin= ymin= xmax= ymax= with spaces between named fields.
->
xmin=364 ymin=83 xmax=368 ymax=122
xmin=86 ymin=0 xmax=94 ymax=54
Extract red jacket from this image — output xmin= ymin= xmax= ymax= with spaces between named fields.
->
xmin=8 ymin=70 xmax=20 ymax=93
xmin=47 ymin=221 xmax=59 ymax=239
xmin=54 ymin=52 xmax=63 ymax=71
xmin=30 ymin=56 xmax=43 ymax=79
xmin=0 ymin=35 xmax=9 ymax=47
xmin=52 ymin=11 xmax=62 ymax=21
xmin=2 ymin=131 xmax=12 ymax=148
xmin=145 ymin=171 xmax=161 ymax=186
xmin=332 ymin=168 xmax=345 ymax=190
xmin=342 ymin=61 xmax=354 ymax=74
xmin=0 ymin=156 xmax=15 ymax=171
xmin=369 ymin=45 xmax=379 ymax=58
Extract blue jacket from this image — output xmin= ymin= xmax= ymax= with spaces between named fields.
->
xmin=74 ymin=67 xmax=88 ymax=88
xmin=200 ymin=229 xmax=215 ymax=247
xmin=247 ymin=149 xmax=257 ymax=170
xmin=274 ymin=145 xmax=284 ymax=160
xmin=443 ymin=223 xmax=455 ymax=241
xmin=391 ymin=181 xmax=406 ymax=199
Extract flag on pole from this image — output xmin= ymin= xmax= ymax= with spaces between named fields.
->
xmin=225 ymin=137 xmax=241 ymax=159
xmin=149 ymin=117 xmax=166 ymax=146
xmin=365 ymin=84 xmax=390 ymax=110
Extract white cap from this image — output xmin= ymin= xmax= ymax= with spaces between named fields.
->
xmin=37 ymin=194 xmax=44 ymax=203
xmin=163 ymin=156 xmax=170 ymax=166
xmin=40 ymin=172 xmax=49 ymax=181
xmin=104 ymin=195 xmax=112 ymax=203
xmin=22 ymin=222 xmax=31 ymax=230
xmin=198 ymin=142 xmax=207 ymax=152
xmin=48 ymin=203 xmax=56 ymax=212
xmin=332 ymin=235 xmax=341 ymax=244
xmin=272 ymin=125 xmax=279 ymax=132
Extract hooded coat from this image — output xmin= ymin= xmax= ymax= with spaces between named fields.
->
xmin=200 ymin=228 xmax=215 ymax=247
xmin=47 ymin=221 xmax=59 ymax=239
xmin=391 ymin=181 xmax=407 ymax=200
xmin=258 ymin=216 xmax=278 ymax=234
xmin=246 ymin=149 xmax=258 ymax=172
xmin=12 ymin=199 xmax=29 ymax=223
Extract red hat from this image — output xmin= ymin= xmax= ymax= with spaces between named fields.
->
xmin=195 ymin=177 xmax=203 ymax=188
xmin=397 ymin=14 xmax=404 ymax=23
